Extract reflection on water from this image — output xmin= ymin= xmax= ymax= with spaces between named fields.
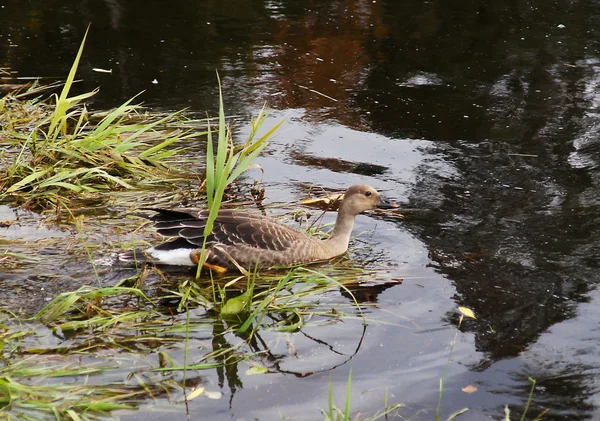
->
xmin=3 ymin=0 xmax=600 ymax=419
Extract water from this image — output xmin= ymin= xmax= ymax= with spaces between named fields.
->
xmin=3 ymin=0 xmax=600 ymax=419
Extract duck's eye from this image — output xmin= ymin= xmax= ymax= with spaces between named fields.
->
xmin=365 ymin=191 xmax=373 ymax=197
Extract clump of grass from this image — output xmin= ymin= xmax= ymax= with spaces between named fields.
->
xmin=0 ymin=28 xmax=203 ymax=211
xmin=193 ymin=72 xmax=284 ymax=280
xmin=503 ymin=378 xmax=548 ymax=421
xmin=323 ymin=368 xmax=404 ymax=421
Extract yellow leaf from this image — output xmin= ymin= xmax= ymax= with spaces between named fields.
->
xmin=185 ymin=387 xmax=205 ymax=401
xmin=299 ymin=193 xmax=344 ymax=212
xmin=299 ymin=193 xmax=343 ymax=206
xmin=458 ymin=307 xmax=476 ymax=319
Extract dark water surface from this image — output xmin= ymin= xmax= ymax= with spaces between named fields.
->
xmin=3 ymin=1 xmax=600 ymax=420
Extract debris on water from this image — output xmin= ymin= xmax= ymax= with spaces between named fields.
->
xmin=300 ymin=193 xmax=343 ymax=208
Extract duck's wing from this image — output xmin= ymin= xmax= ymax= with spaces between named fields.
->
xmin=141 ymin=208 xmax=309 ymax=252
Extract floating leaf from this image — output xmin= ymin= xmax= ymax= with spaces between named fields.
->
xmin=220 ymin=290 xmax=252 ymax=315
xmin=0 ymin=379 xmax=12 ymax=408
xmin=458 ymin=307 xmax=476 ymax=319
xmin=246 ymin=366 xmax=269 ymax=375
xmin=461 ymin=385 xmax=478 ymax=393
xmin=204 ymin=390 xmax=222 ymax=400
xmin=300 ymin=193 xmax=343 ymax=207
xmin=185 ymin=387 xmax=205 ymax=401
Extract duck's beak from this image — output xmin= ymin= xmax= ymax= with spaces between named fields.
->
xmin=377 ymin=197 xmax=398 ymax=209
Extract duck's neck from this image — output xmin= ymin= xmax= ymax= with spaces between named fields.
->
xmin=323 ymin=208 xmax=356 ymax=256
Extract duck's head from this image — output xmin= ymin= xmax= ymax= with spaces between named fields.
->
xmin=340 ymin=184 xmax=397 ymax=216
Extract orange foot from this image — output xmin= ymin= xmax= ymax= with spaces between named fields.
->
xmin=202 ymin=262 xmax=229 ymax=275
xmin=190 ymin=250 xmax=229 ymax=275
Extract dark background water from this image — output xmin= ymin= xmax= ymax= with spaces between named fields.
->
xmin=3 ymin=0 xmax=600 ymax=420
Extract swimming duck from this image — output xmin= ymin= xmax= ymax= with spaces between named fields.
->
xmin=125 ymin=184 xmax=396 ymax=273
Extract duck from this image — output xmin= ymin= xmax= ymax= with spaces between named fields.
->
xmin=123 ymin=184 xmax=397 ymax=274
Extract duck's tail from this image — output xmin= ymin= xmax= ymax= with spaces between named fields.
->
xmin=118 ymin=241 xmax=198 ymax=267
xmin=117 ymin=248 xmax=152 ymax=265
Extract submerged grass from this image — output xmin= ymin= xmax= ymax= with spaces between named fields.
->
xmin=0 ymin=315 xmax=180 ymax=420
xmin=0 ymin=263 xmax=377 ymax=420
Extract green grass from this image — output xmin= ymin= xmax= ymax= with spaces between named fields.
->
xmin=0 ymin=27 xmax=204 ymax=212
xmin=0 ymin=264 xmax=380 ymax=420
xmin=0 ymin=306 xmax=191 ymax=420
xmin=503 ymin=378 xmax=548 ymax=421
xmin=193 ymin=72 xmax=283 ymax=280
xmin=323 ymin=369 xmax=404 ymax=421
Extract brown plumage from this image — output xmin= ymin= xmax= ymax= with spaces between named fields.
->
xmin=126 ymin=184 xmax=396 ymax=272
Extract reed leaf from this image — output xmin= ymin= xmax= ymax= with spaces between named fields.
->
xmin=193 ymin=73 xmax=284 ymax=280
xmin=47 ymin=25 xmax=91 ymax=139
xmin=5 ymin=168 xmax=52 ymax=193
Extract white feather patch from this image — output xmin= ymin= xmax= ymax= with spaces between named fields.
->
xmin=146 ymin=247 xmax=196 ymax=266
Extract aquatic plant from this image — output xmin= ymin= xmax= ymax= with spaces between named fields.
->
xmin=503 ymin=378 xmax=548 ymax=421
xmin=0 ymin=26 xmax=421 ymax=421
xmin=193 ymin=73 xmax=284 ymax=280
xmin=323 ymin=368 xmax=404 ymax=421
xmin=0 ymin=260 xmax=374 ymax=420
xmin=0 ymin=27 xmax=201 ymax=211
